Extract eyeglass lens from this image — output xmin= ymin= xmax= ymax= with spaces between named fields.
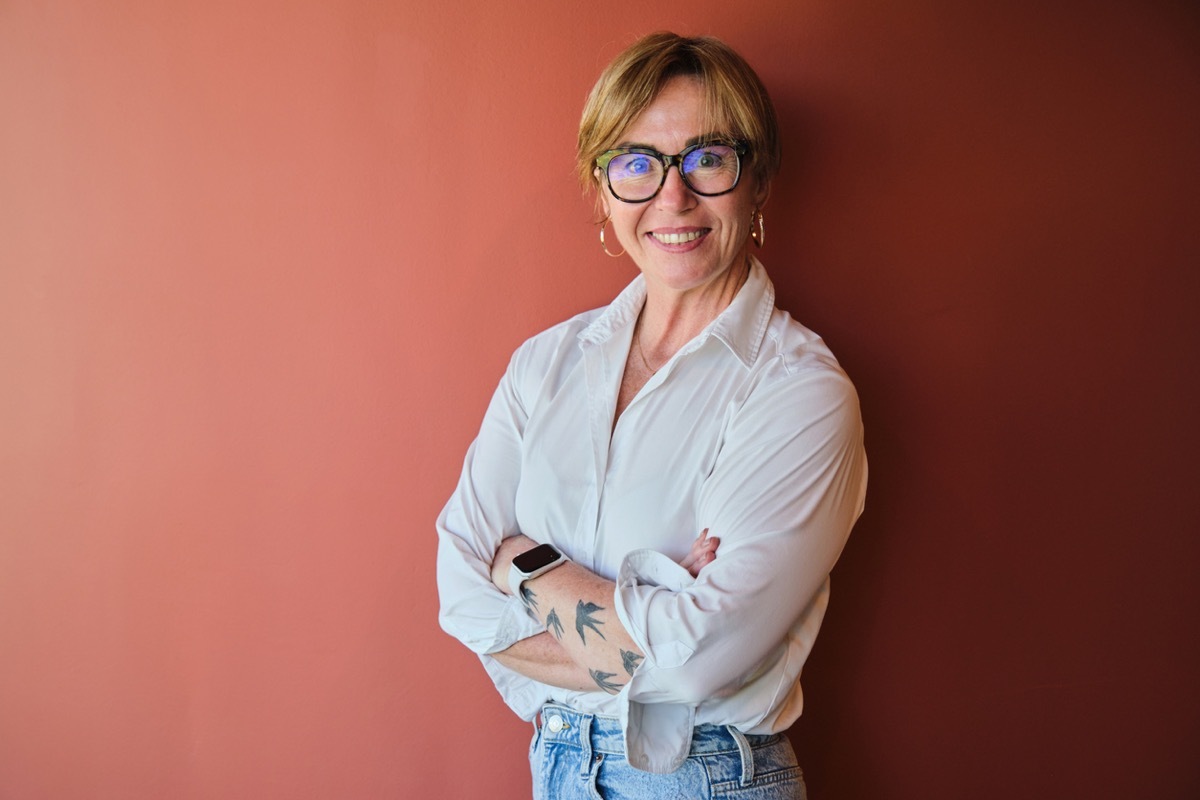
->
xmin=606 ymin=144 xmax=740 ymax=202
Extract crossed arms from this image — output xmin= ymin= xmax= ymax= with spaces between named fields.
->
xmin=487 ymin=531 xmax=718 ymax=695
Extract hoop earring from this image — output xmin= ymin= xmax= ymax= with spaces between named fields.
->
xmin=600 ymin=218 xmax=625 ymax=258
xmin=750 ymin=210 xmax=765 ymax=249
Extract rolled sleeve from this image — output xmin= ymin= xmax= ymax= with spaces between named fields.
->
xmin=436 ymin=520 xmax=544 ymax=654
xmin=612 ymin=550 xmax=698 ymax=773
xmin=614 ymin=550 xmax=696 ymax=671
xmin=436 ymin=352 xmax=543 ymax=655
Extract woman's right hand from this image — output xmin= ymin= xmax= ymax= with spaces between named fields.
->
xmin=678 ymin=529 xmax=719 ymax=578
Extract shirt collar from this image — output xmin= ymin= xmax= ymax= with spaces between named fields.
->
xmin=578 ymin=256 xmax=775 ymax=369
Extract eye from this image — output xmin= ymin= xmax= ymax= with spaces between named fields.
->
xmin=685 ymin=146 xmax=731 ymax=172
xmin=621 ymin=155 xmax=654 ymax=176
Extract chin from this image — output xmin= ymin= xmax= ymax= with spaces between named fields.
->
xmin=644 ymin=251 xmax=745 ymax=292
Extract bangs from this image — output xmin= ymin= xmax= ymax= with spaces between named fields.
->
xmin=577 ymin=33 xmax=779 ymax=193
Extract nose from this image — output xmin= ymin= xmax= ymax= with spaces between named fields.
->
xmin=655 ymin=163 xmax=697 ymax=212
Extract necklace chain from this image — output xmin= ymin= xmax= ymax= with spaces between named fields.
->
xmin=636 ymin=317 xmax=665 ymax=374
xmin=632 ymin=257 xmax=753 ymax=376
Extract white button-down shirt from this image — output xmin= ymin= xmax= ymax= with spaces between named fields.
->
xmin=437 ymin=258 xmax=867 ymax=773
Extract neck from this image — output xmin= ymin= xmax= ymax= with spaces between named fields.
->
xmin=637 ymin=255 xmax=751 ymax=364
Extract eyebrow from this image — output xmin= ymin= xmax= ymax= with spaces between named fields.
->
xmin=613 ymin=133 xmax=729 ymax=151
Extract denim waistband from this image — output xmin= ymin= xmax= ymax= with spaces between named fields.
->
xmin=537 ymin=703 xmax=776 ymax=757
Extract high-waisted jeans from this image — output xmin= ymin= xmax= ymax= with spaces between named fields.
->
xmin=529 ymin=703 xmax=806 ymax=799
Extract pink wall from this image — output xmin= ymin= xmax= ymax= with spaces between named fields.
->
xmin=2 ymin=1 xmax=1197 ymax=797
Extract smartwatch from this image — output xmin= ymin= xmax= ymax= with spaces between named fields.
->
xmin=508 ymin=543 xmax=568 ymax=597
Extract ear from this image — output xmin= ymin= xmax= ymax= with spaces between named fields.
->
xmin=752 ymin=178 xmax=771 ymax=212
xmin=594 ymin=167 xmax=611 ymax=219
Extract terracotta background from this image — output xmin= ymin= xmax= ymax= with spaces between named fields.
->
xmin=2 ymin=1 xmax=1197 ymax=797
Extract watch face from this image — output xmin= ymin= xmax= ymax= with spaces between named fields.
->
xmin=512 ymin=543 xmax=561 ymax=573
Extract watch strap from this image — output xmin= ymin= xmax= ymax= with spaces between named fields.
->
xmin=508 ymin=551 xmax=568 ymax=598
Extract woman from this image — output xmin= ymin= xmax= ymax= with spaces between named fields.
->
xmin=437 ymin=32 xmax=866 ymax=799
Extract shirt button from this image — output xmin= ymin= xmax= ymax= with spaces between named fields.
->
xmin=547 ymin=715 xmax=567 ymax=733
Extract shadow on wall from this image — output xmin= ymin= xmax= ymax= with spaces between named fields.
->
xmin=767 ymin=83 xmax=890 ymax=798
xmin=761 ymin=1 xmax=1200 ymax=794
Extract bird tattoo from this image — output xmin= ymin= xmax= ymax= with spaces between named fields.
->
xmin=590 ymin=669 xmax=623 ymax=694
xmin=575 ymin=600 xmax=607 ymax=644
xmin=520 ymin=584 xmax=538 ymax=612
xmin=545 ymin=608 xmax=564 ymax=639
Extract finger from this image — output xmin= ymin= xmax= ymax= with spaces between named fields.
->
xmin=693 ymin=552 xmax=714 ymax=575
xmin=681 ymin=531 xmax=718 ymax=575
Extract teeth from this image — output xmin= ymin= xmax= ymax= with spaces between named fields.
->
xmin=652 ymin=230 xmax=704 ymax=244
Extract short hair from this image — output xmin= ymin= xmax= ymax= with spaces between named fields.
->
xmin=576 ymin=32 xmax=781 ymax=193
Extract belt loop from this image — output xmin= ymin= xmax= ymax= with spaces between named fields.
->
xmin=726 ymin=726 xmax=755 ymax=787
xmin=577 ymin=714 xmax=594 ymax=778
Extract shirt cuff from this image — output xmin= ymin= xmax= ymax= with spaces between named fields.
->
xmin=482 ymin=593 xmax=546 ymax=655
xmin=613 ymin=548 xmax=696 ymax=670
xmin=613 ymin=548 xmax=699 ymax=773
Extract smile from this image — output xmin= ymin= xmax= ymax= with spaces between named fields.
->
xmin=650 ymin=230 xmax=706 ymax=245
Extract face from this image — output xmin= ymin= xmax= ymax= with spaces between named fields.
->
xmin=599 ymin=76 xmax=769 ymax=298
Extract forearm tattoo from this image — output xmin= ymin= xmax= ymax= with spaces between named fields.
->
xmin=545 ymin=608 xmax=564 ymax=639
xmin=520 ymin=584 xmax=538 ymax=613
xmin=575 ymin=600 xmax=607 ymax=644
xmin=620 ymin=649 xmax=642 ymax=676
xmin=589 ymin=668 xmax=623 ymax=694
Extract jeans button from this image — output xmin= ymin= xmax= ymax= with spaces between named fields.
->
xmin=547 ymin=715 xmax=567 ymax=733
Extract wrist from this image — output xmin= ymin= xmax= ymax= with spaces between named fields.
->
xmin=507 ymin=543 xmax=568 ymax=598
xmin=491 ymin=534 xmax=536 ymax=593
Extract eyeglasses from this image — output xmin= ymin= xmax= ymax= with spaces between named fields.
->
xmin=596 ymin=140 xmax=747 ymax=203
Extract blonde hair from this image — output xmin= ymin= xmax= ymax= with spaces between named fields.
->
xmin=577 ymin=32 xmax=780 ymax=193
